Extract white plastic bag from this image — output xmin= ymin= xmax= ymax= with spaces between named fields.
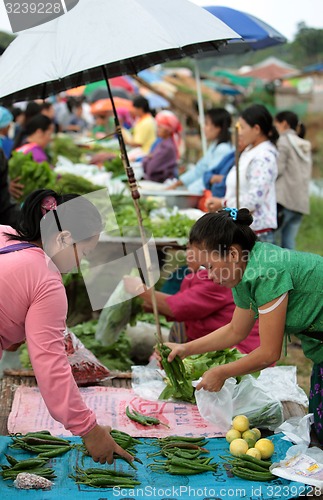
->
xmin=274 ymin=414 xmax=314 ymax=446
xmin=232 ymin=375 xmax=284 ymax=430
xmin=193 ymin=377 xmax=236 ymax=432
xmin=256 ymin=366 xmax=308 ymax=407
xmin=270 ymin=453 xmax=323 ymax=489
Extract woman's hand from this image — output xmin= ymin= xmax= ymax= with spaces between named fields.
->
xmin=205 ymin=197 xmax=223 ymax=212
xmin=155 ymin=341 xmax=188 ymax=363
xmin=195 ymin=366 xmax=227 ymax=392
xmin=9 ymin=177 xmax=24 ymax=199
xmin=82 ymin=424 xmax=134 ymax=465
xmin=123 ymin=276 xmax=145 ymax=295
xmin=210 ymin=174 xmax=224 ymax=185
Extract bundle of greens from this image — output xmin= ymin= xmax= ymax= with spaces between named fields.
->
xmin=182 ymin=348 xmax=245 ymax=381
xmin=104 ymin=157 xmax=124 ymax=178
xmin=50 ymin=135 xmax=82 ymax=164
xmin=8 ymin=152 xmax=56 ymax=202
xmin=159 ymin=348 xmax=246 ymax=404
xmin=158 ymin=343 xmax=195 ymax=403
xmin=56 ymin=172 xmax=104 ymax=195
xmin=106 ymin=193 xmax=195 ymax=240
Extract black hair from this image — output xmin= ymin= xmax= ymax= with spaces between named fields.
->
xmin=10 ymin=106 xmax=23 ymax=121
xmin=5 ymin=189 xmax=103 ymax=243
xmin=241 ymin=104 xmax=279 ymax=145
xmin=14 ymin=114 xmax=53 ymax=149
xmin=205 ymin=108 xmax=232 ymax=144
xmin=275 ymin=110 xmax=306 ymax=139
xmin=132 ymin=96 xmax=150 ymax=113
xmin=41 ymin=102 xmax=53 ymax=111
xmin=25 ymin=101 xmax=42 ymax=122
xmin=189 ymin=208 xmax=257 ymax=256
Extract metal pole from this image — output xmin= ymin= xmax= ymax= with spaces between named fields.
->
xmin=194 ymin=59 xmax=207 ymax=156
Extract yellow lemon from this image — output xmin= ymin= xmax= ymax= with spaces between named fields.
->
xmin=255 ymin=438 xmax=275 ymax=459
xmin=242 ymin=430 xmax=257 ymax=441
xmin=229 ymin=438 xmax=249 ymax=457
xmin=232 ymin=415 xmax=249 ymax=433
xmin=225 ymin=428 xmax=241 ymax=443
xmin=251 ymin=428 xmax=261 ymax=440
xmin=246 ymin=448 xmax=262 ymax=460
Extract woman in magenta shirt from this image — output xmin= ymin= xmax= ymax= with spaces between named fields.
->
xmin=15 ymin=114 xmax=54 ymax=164
xmin=0 ymin=189 xmax=133 ymax=465
xmin=124 ymin=247 xmax=259 ymax=353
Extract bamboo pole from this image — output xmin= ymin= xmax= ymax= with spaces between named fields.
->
xmin=102 ymin=67 xmax=163 ymax=344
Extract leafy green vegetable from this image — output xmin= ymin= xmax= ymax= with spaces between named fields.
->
xmin=182 ymin=348 xmax=245 ymax=382
xmin=104 ymin=157 xmax=124 ymax=178
xmin=8 ymin=152 xmax=57 ymax=202
xmin=50 ymin=135 xmax=83 ymax=164
xmin=106 ymin=194 xmax=195 ymax=240
xmin=56 ymin=173 xmax=104 ymax=195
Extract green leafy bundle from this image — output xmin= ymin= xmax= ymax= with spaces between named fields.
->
xmin=56 ymin=173 xmax=104 ymax=195
xmin=8 ymin=152 xmax=56 ymax=202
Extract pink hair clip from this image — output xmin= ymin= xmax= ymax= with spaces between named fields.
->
xmin=41 ymin=195 xmax=57 ymax=216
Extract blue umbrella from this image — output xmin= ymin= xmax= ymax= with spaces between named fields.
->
xmin=203 ymin=6 xmax=286 ymax=53
xmin=195 ymin=5 xmax=287 ymax=154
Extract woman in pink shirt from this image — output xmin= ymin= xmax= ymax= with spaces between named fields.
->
xmin=0 ymin=189 xmax=133 ymax=465
xmin=124 ymin=247 xmax=259 ymax=353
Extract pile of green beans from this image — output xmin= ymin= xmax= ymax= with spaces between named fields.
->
xmin=0 ymin=455 xmax=56 ymax=481
xmin=221 ymin=454 xmax=275 ymax=482
xmin=10 ymin=431 xmax=72 ymax=458
xmin=148 ymin=436 xmax=209 ymax=459
xmin=70 ymin=466 xmax=141 ymax=489
xmin=148 ymin=455 xmax=218 ymax=475
xmin=148 ymin=436 xmax=217 ymax=475
xmin=79 ymin=430 xmax=142 ymax=469
xmin=126 ymin=406 xmax=169 ymax=428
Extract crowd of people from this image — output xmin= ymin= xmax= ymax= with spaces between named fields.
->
xmin=0 ymin=92 xmax=321 ymax=460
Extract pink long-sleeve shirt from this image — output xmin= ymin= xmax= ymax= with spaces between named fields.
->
xmin=0 ymin=226 xmax=96 ymax=436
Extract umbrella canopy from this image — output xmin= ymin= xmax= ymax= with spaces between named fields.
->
xmin=203 ymin=6 xmax=286 ymax=54
xmin=0 ymin=0 xmax=238 ymax=105
xmin=90 ymin=97 xmax=133 ymax=115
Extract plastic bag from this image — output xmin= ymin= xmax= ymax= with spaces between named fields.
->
xmin=274 ymin=414 xmax=314 ymax=446
xmin=132 ymin=360 xmax=167 ymax=401
xmin=95 ymin=280 xmax=133 ymax=346
xmin=193 ymin=377 xmax=236 ymax=432
xmin=65 ymin=329 xmax=110 ymax=385
xmin=232 ymin=375 xmax=284 ymax=430
xmin=256 ymin=366 xmax=308 ymax=407
xmin=270 ymin=453 xmax=323 ymax=489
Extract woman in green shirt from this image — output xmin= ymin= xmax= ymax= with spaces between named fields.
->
xmin=164 ymin=208 xmax=323 ymax=443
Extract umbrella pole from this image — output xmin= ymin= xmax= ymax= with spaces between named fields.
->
xmin=102 ymin=67 xmax=163 ymax=344
xmin=235 ymin=121 xmax=240 ymax=210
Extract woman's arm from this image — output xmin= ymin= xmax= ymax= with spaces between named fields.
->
xmin=196 ymin=295 xmax=288 ymax=391
xmin=165 ymin=306 xmax=256 ymax=362
xmin=25 ymin=279 xmax=133 ymax=464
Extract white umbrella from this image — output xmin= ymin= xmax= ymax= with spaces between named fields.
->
xmin=0 ymin=0 xmax=238 ymax=341
xmin=0 ymin=0 xmax=238 ymax=103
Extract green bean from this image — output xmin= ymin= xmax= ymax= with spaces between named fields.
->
xmin=4 ymin=454 xmax=18 ymax=466
xmin=38 ymin=445 xmax=72 ymax=458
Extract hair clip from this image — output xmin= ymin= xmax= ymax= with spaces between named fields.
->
xmin=223 ymin=207 xmax=238 ymax=221
xmin=41 ymin=195 xmax=57 ymax=216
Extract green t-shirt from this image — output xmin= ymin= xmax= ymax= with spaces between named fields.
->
xmin=232 ymin=242 xmax=323 ymax=363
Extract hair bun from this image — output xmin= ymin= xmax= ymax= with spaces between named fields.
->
xmin=236 ymin=208 xmax=253 ymax=226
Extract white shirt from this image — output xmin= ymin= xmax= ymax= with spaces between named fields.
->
xmin=224 ymin=141 xmax=278 ymax=232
